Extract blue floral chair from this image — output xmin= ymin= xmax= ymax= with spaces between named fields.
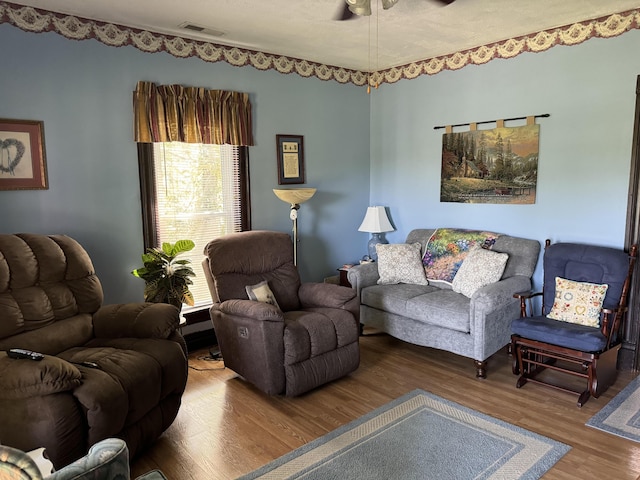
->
xmin=0 ymin=438 xmax=165 ymax=480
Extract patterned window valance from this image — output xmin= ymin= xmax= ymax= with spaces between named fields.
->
xmin=133 ymin=81 xmax=254 ymax=145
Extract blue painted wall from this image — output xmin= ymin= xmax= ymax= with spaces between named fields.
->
xmin=2 ymin=20 xmax=640 ymax=302
xmin=0 ymin=25 xmax=371 ymax=303
xmin=370 ymin=31 xmax=640 ymax=290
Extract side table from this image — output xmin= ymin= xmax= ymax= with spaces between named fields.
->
xmin=338 ymin=264 xmax=354 ymax=288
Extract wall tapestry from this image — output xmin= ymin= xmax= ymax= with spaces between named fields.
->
xmin=440 ymin=124 xmax=539 ymax=204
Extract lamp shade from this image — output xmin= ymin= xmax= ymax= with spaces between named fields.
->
xmin=358 ymin=206 xmax=394 ymax=233
xmin=347 ymin=0 xmax=371 ymax=16
xmin=273 ymin=188 xmax=316 ymax=205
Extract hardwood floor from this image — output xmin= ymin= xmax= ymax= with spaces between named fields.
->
xmin=131 ymin=330 xmax=640 ymax=479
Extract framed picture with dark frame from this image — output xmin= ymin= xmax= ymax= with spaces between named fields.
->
xmin=276 ymin=134 xmax=305 ymax=185
xmin=0 ymin=118 xmax=48 ymax=190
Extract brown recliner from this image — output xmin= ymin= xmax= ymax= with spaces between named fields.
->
xmin=202 ymin=230 xmax=360 ymax=397
xmin=0 ymin=234 xmax=188 ymax=470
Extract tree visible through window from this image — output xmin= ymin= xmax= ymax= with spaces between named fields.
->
xmin=138 ymin=142 xmax=250 ymax=308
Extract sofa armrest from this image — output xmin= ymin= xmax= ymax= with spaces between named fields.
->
xmin=92 ymin=303 xmax=180 ymax=340
xmin=214 ymin=299 xmax=284 ymax=322
xmin=469 ymin=275 xmax=533 ymax=358
xmin=299 ymin=282 xmax=360 ymax=322
xmin=472 ymin=275 xmax=533 ymax=309
xmin=299 ymin=283 xmax=357 ymax=308
xmin=0 ymin=352 xmax=81 ymax=400
xmin=347 ymin=263 xmax=379 ymax=295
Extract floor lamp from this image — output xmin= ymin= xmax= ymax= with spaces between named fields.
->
xmin=273 ymin=188 xmax=316 ymax=266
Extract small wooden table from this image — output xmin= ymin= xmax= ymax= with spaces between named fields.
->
xmin=338 ymin=265 xmax=354 ymax=288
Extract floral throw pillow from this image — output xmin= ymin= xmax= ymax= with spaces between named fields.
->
xmin=547 ymin=277 xmax=608 ymax=327
xmin=451 ymin=246 xmax=509 ymax=298
xmin=376 ymin=243 xmax=429 ymax=285
xmin=245 ymin=280 xmax=281 ymax=310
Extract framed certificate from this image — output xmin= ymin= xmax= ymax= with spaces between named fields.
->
xmin=276 ymin=134 xmax=305 ymax=185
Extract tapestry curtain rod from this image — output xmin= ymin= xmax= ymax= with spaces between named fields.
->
xmin=433 ymin=113 xmax=550 ymax=130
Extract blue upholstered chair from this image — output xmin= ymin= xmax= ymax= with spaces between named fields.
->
xmin=511 ymin=240 xmax=637 ymax=407
xmin=0 ymin=438 xmax=166 ymax=480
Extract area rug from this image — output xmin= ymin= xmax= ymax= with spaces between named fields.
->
xmin=240 ymin=389 xmax=570 ymax=480
xmin=586 ymin=375 xmax=640 ymax=442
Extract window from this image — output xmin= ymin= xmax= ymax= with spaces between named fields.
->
xmin=138 ymin=142 xmax=250 ymax=308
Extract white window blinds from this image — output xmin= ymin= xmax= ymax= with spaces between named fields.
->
xmin=152 ymin=142 xmax=242 ymax=307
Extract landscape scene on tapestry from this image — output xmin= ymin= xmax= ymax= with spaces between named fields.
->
xmin=440 ymin=124 xmax=539 ymax=204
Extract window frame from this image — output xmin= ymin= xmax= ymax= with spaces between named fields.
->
xmin=136 ymin=142 xmax=251 ymax=252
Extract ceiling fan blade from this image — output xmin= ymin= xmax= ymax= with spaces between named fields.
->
xmin=335 ymin=2 xmax=356 ymax=20
xmin=334 ymin=0 xmax=452 ymax=21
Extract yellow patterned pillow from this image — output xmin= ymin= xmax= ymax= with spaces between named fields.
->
xmin=547 ymin=277 xmax=608 ymax=327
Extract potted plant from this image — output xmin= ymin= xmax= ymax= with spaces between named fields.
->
xmin=131 ymin=239 xmax=196 ymax=309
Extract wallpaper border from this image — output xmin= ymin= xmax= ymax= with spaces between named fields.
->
xmin=1 ymin=2 xmax=638 ymax=87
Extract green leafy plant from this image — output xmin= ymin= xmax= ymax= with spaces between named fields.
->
xmin=131 ymin=240 xmax=196 ymax=309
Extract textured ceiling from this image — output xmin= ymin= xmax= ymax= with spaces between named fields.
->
xmin=7 ymin=0 xmax=640 ymax=71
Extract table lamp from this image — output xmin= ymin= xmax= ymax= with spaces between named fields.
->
xmin=273 ymin=188 xmax=316 ymax=266
xmin=358 ymin=206 xmax=394 ymax=261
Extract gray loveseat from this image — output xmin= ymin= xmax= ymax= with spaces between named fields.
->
xmin=347 ymin=228 xmax=540 ymax=378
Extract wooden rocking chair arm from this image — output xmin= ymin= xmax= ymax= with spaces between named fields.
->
xmin=601 ymin=306 xmax=628 ymax=348
xmin=601 ymin=306 xmax=628 ymax=315
xmin=514 ymin=291 xmax=541 ymax=317
xmin=513 ymin=290 xmax=541 ymax=300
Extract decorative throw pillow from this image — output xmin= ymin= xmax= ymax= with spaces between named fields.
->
xmin=245 ymin=280 xmax=281 ymax=310
xmin=451 ymin=246 xmax=509 ymax=298
xmin=376 ymin=243 xmax=429 ymax=285
xmin=547 ymin=277 xmax=608 ymax=327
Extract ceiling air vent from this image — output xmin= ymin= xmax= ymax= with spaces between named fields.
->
xmin=183 ymin=24 xmax=205 ymax=32
xmin=178 ymin=22 xmax=225 ymax=38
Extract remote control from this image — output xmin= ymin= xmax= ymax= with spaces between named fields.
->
xmin=7 ymin=348 xmax=45 ymax=361
xmin=79 ymin=361 xmax=100 ymax=369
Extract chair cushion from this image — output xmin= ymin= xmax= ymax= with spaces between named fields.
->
xmin=361 ymin=283 xmax=437 ymax=318
xmin=361 ymin=284 xmax=470 ymax=333
xmin=0 ymin=352 xmax=81 ymax=400
xmin=58 ymin=340 xmax=187 ymax=446
xmin=283 ymin=308 xmax=358 ymax=365
xmin=512 ymin=315 xmax=608 ymax=352
xmin=547 ymin=277 xmax=608 ymax=327
xmin=542 ymin=243 xmax=629 ymax=314
xmin=406 ymin=289 xmax=471 ymax=333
